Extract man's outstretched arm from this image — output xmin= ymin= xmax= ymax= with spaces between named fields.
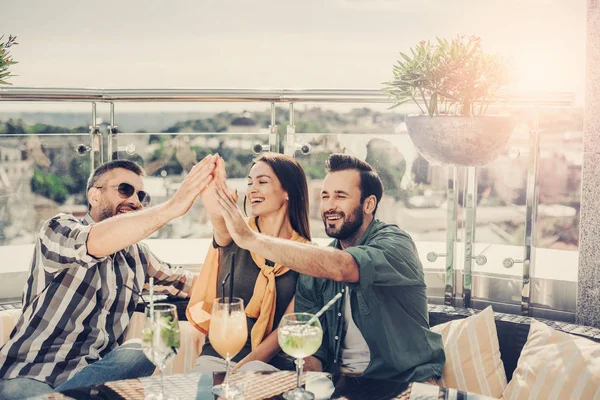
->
xmin=212 ymin=183 xmax=359 ymax=282
xmin=87 ymin=155 xmax=216 ymax=257
xmin=248 ymin=234 xmax=358 ymax=282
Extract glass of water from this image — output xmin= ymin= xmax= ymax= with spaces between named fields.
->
xmin=141 ymin=304 xmax=181 ymax=400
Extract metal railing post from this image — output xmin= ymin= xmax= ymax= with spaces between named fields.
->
xmin=268 ymin=103 xmax=279 ymax=153
xmin=285 ymin=102 xmax=295 ymax=156
xmin=445 ymin=166 xmax=458 ymax=305
xmin=89 ymin=103 xmax=102 ymax=169
xmin=107 ymin=102 xmax=118 ymax=161
xmin=462 ymin=166 xmax=478 ymax=308
xmin=521 ymin=108 xmax=540 ymax=315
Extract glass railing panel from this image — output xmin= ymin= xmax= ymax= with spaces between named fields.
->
xmin=529 ymin=106 xmax=582 ymax=316
xmin=109 ymin=105 xmax=289 ymax=135
xmin=535 ymin=107 xmax=581 ymax=256
xmin=462 ymin=108 xmax=537 ymax=312
xmin=0 ymin=133 xmax=92 ymax=246
xmin=0 ymin=100 xmax=583 ymax=317
xmin=0 ymin=133 xmax=92 ymax=301
xmin=464 ymin=106 xmax=581 ymax=318
xmin=0 ymin=101 xmax=95 ymax=125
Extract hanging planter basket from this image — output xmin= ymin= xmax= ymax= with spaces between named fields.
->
xmin=405 ymin=115 xmax=515 ymax=167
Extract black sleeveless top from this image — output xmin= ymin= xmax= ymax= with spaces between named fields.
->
xmin=200 ymin=238 xmax=298 ymax=365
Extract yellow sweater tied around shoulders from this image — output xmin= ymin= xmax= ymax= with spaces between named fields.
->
xmin=186 ymin=218 xmax=309 ymax=350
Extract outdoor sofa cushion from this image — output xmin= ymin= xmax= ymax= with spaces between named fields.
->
xmin=502 ymin=320 xmax=600 ymax=400
xmin=432 ymin=306 xmax=507 ymax=398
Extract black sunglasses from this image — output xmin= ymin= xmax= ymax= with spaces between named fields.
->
xmin=95 ymin=182 xmax=151 ymax=206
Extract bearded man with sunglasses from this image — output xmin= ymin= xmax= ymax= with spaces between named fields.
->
xmin=0 ymin=157 xmax=217 ymax=400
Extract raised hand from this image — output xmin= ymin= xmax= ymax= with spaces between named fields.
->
xmin=214 ymin=178 xmax=254 ymax=248
xmin=167 ymin=154 xmax=217 ymax=218
xmin=200 ymin=155 xmax=238 ymax=216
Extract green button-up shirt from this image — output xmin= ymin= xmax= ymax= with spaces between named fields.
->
xmin=295 ymin=218 xmax=445 ymax=382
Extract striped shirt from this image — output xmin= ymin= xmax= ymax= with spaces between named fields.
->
xmin=0 ymin=213 xmax=195 ymax=387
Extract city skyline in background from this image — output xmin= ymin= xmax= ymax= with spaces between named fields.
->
xmin=0 ymin=0 xmax=587 ymax=112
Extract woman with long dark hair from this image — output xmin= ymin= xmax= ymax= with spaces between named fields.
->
xmin=187 ymin=152 xmax=311 ymax=371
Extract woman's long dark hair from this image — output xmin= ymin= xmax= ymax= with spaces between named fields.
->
xmin=245 ymin=153 xmax=311 ymax=241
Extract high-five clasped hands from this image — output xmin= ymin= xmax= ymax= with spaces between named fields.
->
xmin=213 ymin=178 xmax=255 ymax=248
xmin=199 ymin=154 xmax=229 ymax=217
xmin=167 ymin=154 xmax=217 ymax=218
xmin=198 ymin=155 xmax=253 ymax=246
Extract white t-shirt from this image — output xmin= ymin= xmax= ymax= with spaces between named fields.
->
xmin=340 ymin=288 xmax=371 ymax=373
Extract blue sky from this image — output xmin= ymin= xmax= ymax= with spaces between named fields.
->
xmin=0 ymin=0 xmax=587 ymax=110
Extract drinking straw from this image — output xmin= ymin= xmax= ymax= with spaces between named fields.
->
xmin=229 ymin=254 xmax=235 ymax=314
xmin=221 ymin=272 xmax=230 ymax=303
xmin=306 ymin=292 xmax=343 ymax=326
xmin=123 ymin=283 xmax=144 ymax=303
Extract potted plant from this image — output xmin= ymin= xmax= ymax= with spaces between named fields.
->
xmin=0 ymin=35 xmax=18 ymax=85
xmin=384 ymin=35 xmax=514 ymax=166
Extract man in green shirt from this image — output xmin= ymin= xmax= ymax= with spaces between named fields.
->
xmin=214 ymin=153 xmax=445 ymax=382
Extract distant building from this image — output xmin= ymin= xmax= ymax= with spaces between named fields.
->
xmin=0 ymin=145 xmax=31 ymax=190
xmin=0 ymin=143 xmax=36 ymax=245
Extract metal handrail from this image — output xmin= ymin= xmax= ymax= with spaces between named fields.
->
xmin=0 ymin=87 xmax=576 ymax=106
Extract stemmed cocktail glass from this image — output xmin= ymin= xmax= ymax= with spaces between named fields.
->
xmin=278 ymin=313 xmax=323 ymax=400
xmin=141 ymin=303 xmax=181 ymax=400
xmin=209 ymin=297 xmax=248 ymax=399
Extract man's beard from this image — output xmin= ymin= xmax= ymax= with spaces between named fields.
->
xmin=322 ymin=203 xmax=364 ymax=240
xmin=98 ymin=205 xmax=116 ymax=221
xmin=97 ymin=198 xmax=117 ymax=221
xmin=97 ymin=201 xmax=139 ymax=221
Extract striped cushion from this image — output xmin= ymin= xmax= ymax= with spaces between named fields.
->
xmin=0 ymin=309 xmax=21 ymax=345
xmin=431 ymin=306 xmax=507 ymax=398
xmin=502 ymin=320 xmax=600 ymax=400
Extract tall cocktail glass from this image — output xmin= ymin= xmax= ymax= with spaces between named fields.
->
xmin=141 ymin=304 xmax=181 ymax=400
xmin=209 ymin=297 xmax=247 ymax=399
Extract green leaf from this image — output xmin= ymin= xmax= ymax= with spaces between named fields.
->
xmin=383 ymin=35 xmax=509 ymax=116
xmin=399 ymin=52 xmax=412 ymax=63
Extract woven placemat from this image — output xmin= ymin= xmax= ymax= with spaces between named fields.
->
xmin=230 ymin=371 xmax=299 ymax=400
